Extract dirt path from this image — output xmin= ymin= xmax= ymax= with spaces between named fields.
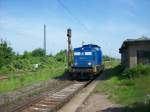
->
xmin=76 ymin=71 xmax=123 ymax=112
xmin=77 ymin=93 xmax=122 ymax=112
xmin=58 ymin=76 xmax=99 ymax=112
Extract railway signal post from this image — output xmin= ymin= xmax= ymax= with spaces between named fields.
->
xmin=67 ymin=28 xmax=72 ymax=70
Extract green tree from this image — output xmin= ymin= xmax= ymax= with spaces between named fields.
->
xmin=32 ymin=48 xmax=45 ymax=57
xmin=0 ymin=39 xmax=15 ymax=68
xmin=23 ymin=51 xmax=32 ymax=58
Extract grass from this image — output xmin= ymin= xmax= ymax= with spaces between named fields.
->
xmin=96 ymin=76 xmax=150 ymax=104
xmin=0 ymin=43 xmax=67 ymax=93
xmin=0 ymin=63 xmax=66 ymax=93
xmin=95 ymin=61 xmax=150 ymax=112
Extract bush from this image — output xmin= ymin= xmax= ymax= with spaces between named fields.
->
xmin=12 ymin=59 xmax=31 ymax=70
xmin=0 ymin=66 xmax=9 ymax=74
xmin=122 ymin=64 xmax=150 ymax=78
xmin=55 ymin=50 xmax=66 ymax=62
xmin=13 ymin=60 xmax=24 ymax=69
xmin=0 ymin=65 xmax=15 ymax=74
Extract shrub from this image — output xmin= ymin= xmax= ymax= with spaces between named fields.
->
xmin=13 ymin=60 xmax=24 ymax=69
xmin=0 ymin=66 xmax=9 ymax=74
xmin=55 ymin=50 xmax=66 ymax=62
xmin=122 ymin=64 xmax=150 ymax=78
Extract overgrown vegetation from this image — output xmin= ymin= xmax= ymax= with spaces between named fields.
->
xmin=122 ymin=64 xmax=150 ymax=78
xmin=0 ymin=65 xmax=65 ymax=93
xmin=0 ymin=39 xmax=67 ymax=93
xmin=95 ymin=61 xmax=150 ymax=112
xmin=0 ymin=39 xmax=66 ymax=74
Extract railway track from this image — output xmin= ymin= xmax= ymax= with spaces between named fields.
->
xmin=9 ymin=78 xmax=95 ymax=112
xmin=0 ymin=80 xmax=72 ymax=112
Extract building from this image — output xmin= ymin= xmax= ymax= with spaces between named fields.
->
xmin=119 ymin=38 xmax=150 ymax=68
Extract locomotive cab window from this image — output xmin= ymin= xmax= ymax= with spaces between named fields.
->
xmin=84 ymin=52 xmax=92 ymax=55
xmin=74 ymin=52 xmax=80 ymax=55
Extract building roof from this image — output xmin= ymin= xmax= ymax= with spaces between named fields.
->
xmin=124 ymin=37 xmax=150 ymax=42
xmin=119 ymin=37 xmax=150 ymax=53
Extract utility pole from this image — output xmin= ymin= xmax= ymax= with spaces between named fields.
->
xmin=82 ymin=41 xmax=85 ymax=46
xmin=67 ymin=28 xmax=72 ymax=69
xmin=44 ymin=24 xmax=46 ymax=55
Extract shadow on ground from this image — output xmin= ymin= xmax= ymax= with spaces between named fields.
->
xmin=54 ymin=70 xmax=91 ymax=82
xmin=54 ymin=65 xmax=126 ymax=82
xmin=54 ymin=71 xmax=71 ymax=81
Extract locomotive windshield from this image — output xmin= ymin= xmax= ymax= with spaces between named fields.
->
xmin=84 ymin=52 xmax=92 ymax=55
xmin=74 ymin=52 xmax=80 ymax=55
xmin=74 ymin=52 xmax=92 ymax=56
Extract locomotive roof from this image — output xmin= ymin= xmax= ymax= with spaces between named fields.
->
xmin=74 ymin=44 xmax=100 ymax=51
xmin=83 ymin=44 xmax=100 ymax=48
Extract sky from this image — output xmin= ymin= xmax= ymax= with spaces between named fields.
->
xmin=0 ymin=0 xmax=150 ymax=58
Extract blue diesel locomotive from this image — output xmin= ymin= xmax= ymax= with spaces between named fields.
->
xmin=70 ymin=44 xmax=104 ymax=79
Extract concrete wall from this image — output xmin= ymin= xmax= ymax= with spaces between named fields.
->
xmin=121 ymin=48 xmax=129 ymax=67
xmin=128 ymin=42 xmax=150 ymax=67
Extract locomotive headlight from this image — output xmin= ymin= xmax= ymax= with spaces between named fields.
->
xmin=88 ymin=62 xmax=92 ymax=66
xmin=74 ymin=62 xmax=78 ymax=66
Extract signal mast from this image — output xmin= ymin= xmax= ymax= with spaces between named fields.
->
xmin=67 ymin=28 xmax=72 ymax=69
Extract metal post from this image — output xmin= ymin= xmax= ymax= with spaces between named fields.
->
xmin=82 ymin=41 xmax=84 ymax=46
xmin=67 ymin=28 xmax=72 ymax=69
xmin=44 ymin=24 xmax=46 ymax=55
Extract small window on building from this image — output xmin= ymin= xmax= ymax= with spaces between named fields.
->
xmin=137 ymin=51 xmax=150 ymax=64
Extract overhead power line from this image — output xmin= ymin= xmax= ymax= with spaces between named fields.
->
xmin=57 ymin=0 xmax=91 ymax=35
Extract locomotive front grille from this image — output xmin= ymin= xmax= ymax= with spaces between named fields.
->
xmin=71 ymin=67 xmax=94 ymax=73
